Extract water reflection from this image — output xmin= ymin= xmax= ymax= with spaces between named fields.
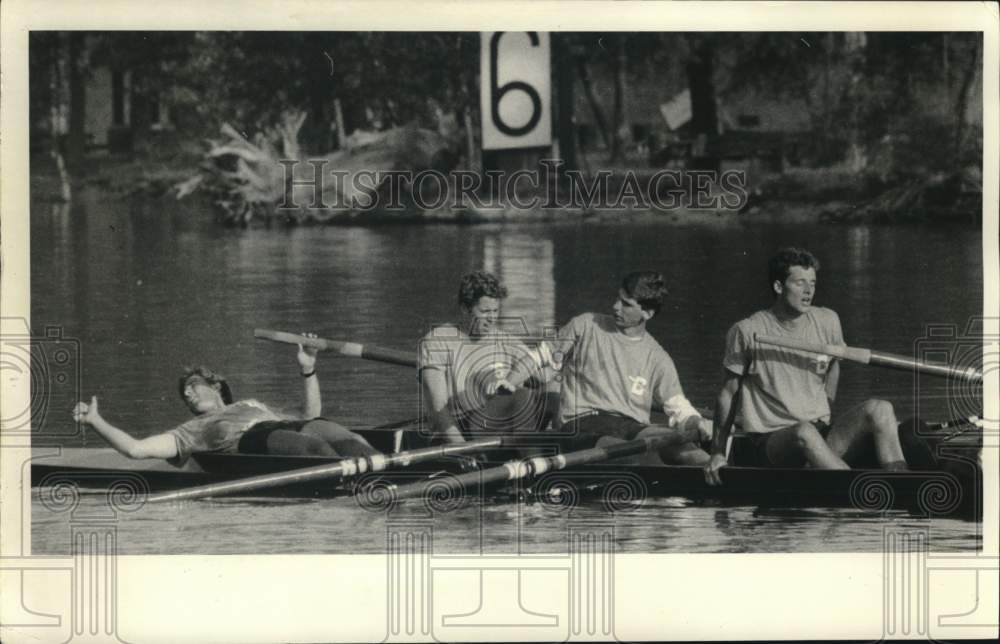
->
xmin=28 ymin=191 xmax=984 ymax=554
xmin=482 ymin=232 xmax=556 ymax=333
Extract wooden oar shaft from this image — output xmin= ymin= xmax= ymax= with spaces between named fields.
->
xmin=391 ymin=430 xmax=688 ymax=502
xmin=148 ymin=438 xmax=502 ymax=503
xmin=755 ymin=334 xmax=983 ymax=382
xmin=755 ymin=334 xmax=872 ymax=363
xmin=254 ymin=329 xmax=417 ymax=368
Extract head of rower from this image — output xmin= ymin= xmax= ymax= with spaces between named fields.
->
xmin=178 ymin=367 xmax=234 ymax=415
xmin=768 ymin=247 xmax=819 ymax=320
xmin=612 ymin=271 xmax=667 ymax=337
xmin=458 ymin=270 xmax=508 ymax=338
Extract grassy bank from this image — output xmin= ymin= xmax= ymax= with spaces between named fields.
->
xmin=30 ymin=144 xmax=981 ymax=227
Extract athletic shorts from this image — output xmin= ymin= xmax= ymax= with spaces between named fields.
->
xmin=731 ymin=420 xmax=831 ymax=467
xmin=237 ymin=419 xmax=316 ymax=454
xmin=560 ymin=411 xmax=648 ymax=451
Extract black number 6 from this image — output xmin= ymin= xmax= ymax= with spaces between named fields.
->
xmin=489 ymin=32 xmax=543 ymax=137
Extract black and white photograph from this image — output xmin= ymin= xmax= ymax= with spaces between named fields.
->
xmin=2 ymin=1 xmax=997 ymax=642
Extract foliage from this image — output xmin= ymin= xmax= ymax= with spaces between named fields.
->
xmin=29 ymin=30 xmax=982 ymax=187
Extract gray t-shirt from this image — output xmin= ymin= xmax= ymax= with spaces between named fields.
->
xmin=418 ymin=325 xmax=538 ymax=422
xmin=724 ymin=307 xmax=844 ymax=433
xmin=555 ymin=313 xmax=697 ymax=427
xmin=167 ymin=399 xmax=280 ymax=466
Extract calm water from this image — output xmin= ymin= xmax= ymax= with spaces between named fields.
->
xmin=30 ymin=189 xmax=983 ymax=554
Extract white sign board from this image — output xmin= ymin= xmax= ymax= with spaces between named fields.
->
xmin=480 ymin=31 xmax=551 ymax=150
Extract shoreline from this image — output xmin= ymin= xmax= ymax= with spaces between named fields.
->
xmin=29 ymin=149 xmax=981 ymax=227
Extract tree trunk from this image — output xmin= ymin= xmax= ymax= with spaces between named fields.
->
xmin=575 ymin=56 xmax=611 ymax=150
xmin=66 ymin=32 xmax=87 ymax=173
xmin=554 ymin=33 xmax=577 ymax=172
xmin=334 ymin=99 xmax=348 ymax=151
xmin=942 ymin=33 xmax=950 ymax=96
xmin=49 ymin=35 xmax=71 ymax=201
xmin=610 ymin=34 xmax=628 ymax=164
xmin=304 ymin=35 xmax=333 ymax=153
xmin=685 ymin=38 xmax=719 ymax=171
xmin=843 ymin=32 xmax=868 ymax=172
xmin=954 ymin=38 xmax=979 ymax=159
xmin=463 ymin=105 xmax=478 ymax=171
xmin=820 ymin=32 xmax=834 ymax=161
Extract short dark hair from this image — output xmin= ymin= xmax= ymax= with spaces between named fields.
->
xmin=621 ymin=271 xmax=668 ymax=315
xmin=768 ymin=247 xmax=820 ymax=291
xmin=178 ymin=366 xmax=234 ymax=405
xmin=458 ymin=270 xmax=508 ymax=309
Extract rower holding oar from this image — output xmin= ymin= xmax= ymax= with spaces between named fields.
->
xmin=496 ymin=271 xmax=712 ymax=464
xmin=419 ymin=271 xmax=551 ymax=446
xmin=72 ymin=333 xmax=379 ymax=466
xmin=705 ymin=248 xmax=909 ymax=486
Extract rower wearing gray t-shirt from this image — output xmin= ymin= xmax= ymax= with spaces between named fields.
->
xmin=499 ymin=272 xmax=711 ymax=465
xmin=705 ymin=248 xmax=909 ymax=485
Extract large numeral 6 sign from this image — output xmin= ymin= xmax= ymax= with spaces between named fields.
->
xmin=480 ymin=32 xmax=552 ymax=151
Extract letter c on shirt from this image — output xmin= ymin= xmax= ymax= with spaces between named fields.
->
xmin=628 ymin=375 xmax=649 ymax=398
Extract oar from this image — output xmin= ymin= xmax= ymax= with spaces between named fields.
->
xmin=255 ymin=329 xmax=416 ymax=368
xmin=389 ymin=427 xmax=698 ymax=502
xmin=147 ymin=437 xmax=502 ymax=503
xmin=755 ymin=334 xmax=983 ymax=382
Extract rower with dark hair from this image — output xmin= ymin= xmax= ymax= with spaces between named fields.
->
xmin=497 ymin=271 xmax=711 ymax=463
xmin=705 ymin=247 xmax=908 ymax=485
xmin=419 ymin=270 xmax=549 ymax=444
xmin=72 ymin=333 xmax=378 ymax=465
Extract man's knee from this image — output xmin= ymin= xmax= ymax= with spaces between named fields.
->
xmin=299 ymin=435 xmax=337 ymax=456
xmin=303 ymin=420 xmax=363 ymax=443
xmin=660 ymin=443 xmax=710 ymax=465
xmin=863 ymin=399 xmax=896 ymax=428
xmin=595 ymin=435 xmax=627 ymax=448
xmin=267 ymin=431 xmax=336 ymax=456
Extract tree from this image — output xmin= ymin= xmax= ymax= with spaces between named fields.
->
xmin=684 ymin=35 xmax=720 ymax=171
xmin=66 ymin=32 xmax=87 ymax=172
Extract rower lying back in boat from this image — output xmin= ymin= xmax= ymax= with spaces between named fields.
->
xmin=71 ymin=332 xmax=379 ymax=466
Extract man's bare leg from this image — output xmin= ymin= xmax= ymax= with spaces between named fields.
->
xmin=826 ymin=399 xmax=907 ymax=469
xmin=636 ymin=424 xmax=710 ymax=465
xmin=765 ymin=422 xmax=849 ymax=469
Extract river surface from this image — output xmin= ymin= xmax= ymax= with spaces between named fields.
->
xmin=29 ymin=190 xmax=984 ymax=554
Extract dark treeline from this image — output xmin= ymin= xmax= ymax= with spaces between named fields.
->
xmin=30 ymin=31 xmax=982 ymax=213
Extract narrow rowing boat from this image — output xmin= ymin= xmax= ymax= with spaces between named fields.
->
xmin=31 ymin=418 xmax=982 ymax=519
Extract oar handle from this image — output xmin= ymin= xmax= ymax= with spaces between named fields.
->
xmin=254 ymin=329 xmax=417 ymax=368
xmin=755 ymin=334 xmax=983 ymax=382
